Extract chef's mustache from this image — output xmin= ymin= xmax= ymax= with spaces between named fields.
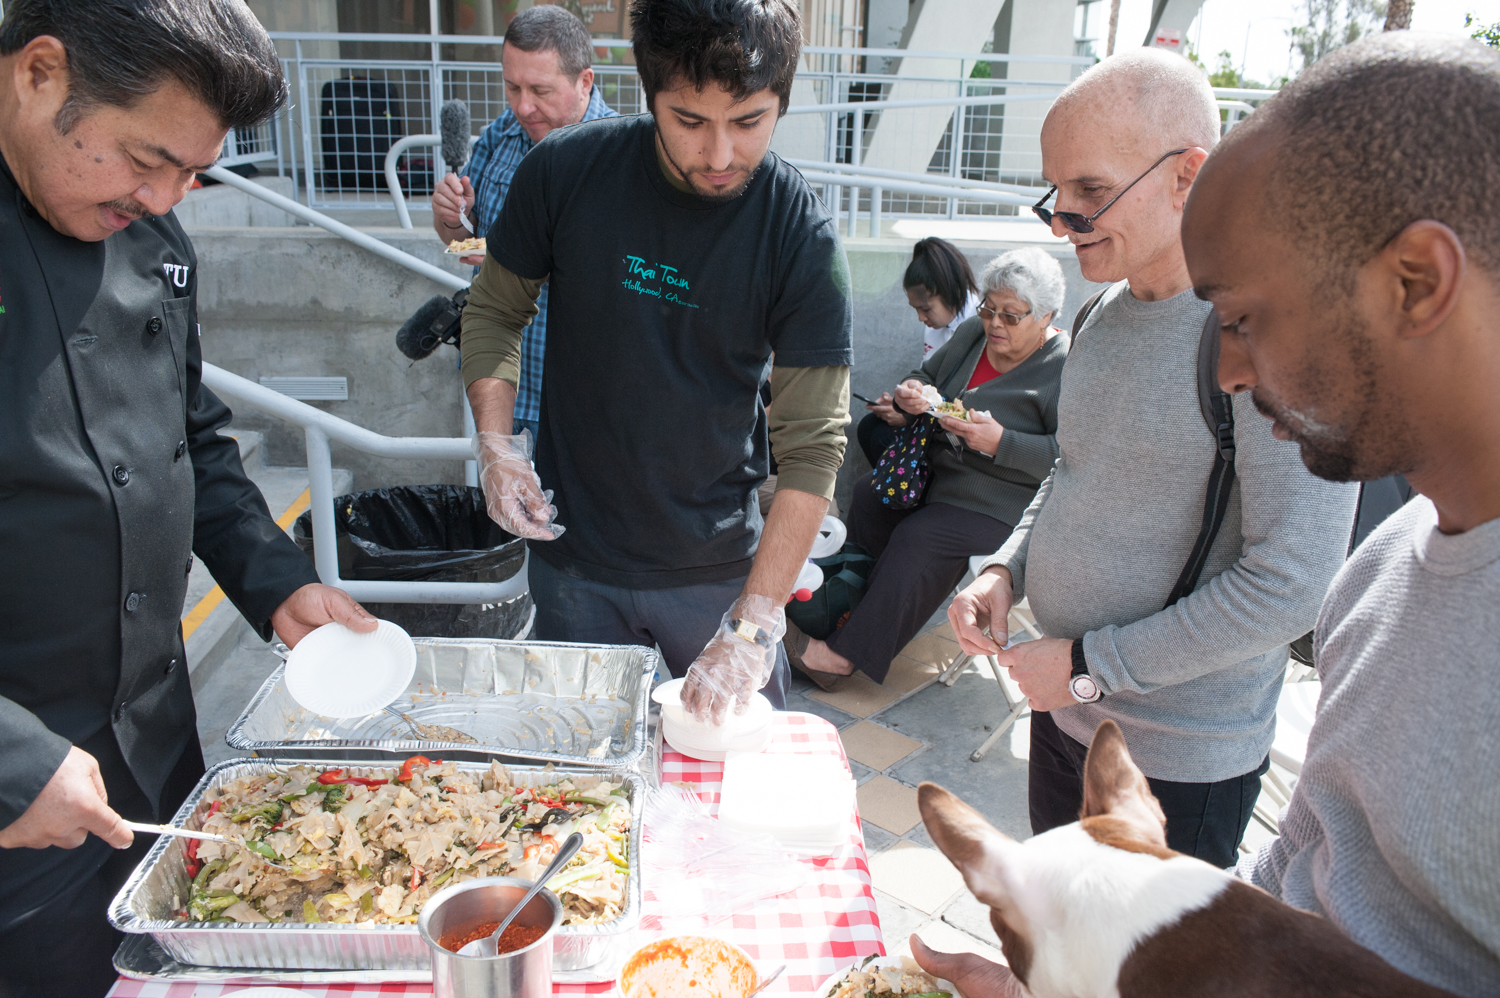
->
xmin=101 ymin=196 xmax=152 ymax=220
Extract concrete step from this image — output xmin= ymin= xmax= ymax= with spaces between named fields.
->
xmin=182 ymin=432 xmax=351 ymax=699
xmin=229 ymin=428 xmax=266 ymax=473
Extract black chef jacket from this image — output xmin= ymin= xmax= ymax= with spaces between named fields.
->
xmin=0 ymin=160 xmax=319 ymax=926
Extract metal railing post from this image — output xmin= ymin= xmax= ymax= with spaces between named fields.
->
xmin=949 ymin=99 xmax=962 ymax=220
xmin=870 ymin=185 xmax=882 ymax=238
xmin=298 ymin=58 xmax=317 ymax=209
xmin=462 ymin=387 xmax=478 ymax=487
xmin=305 ymin=425 xmax=341 ymax=587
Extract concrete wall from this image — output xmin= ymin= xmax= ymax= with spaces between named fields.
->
xmin=176 ymin=176 xmax=302 ymax=228
xmin=188 ymin=226 xmax=476 ymax=490
xmin=184 ymin=224 xmax=1106 ymax=513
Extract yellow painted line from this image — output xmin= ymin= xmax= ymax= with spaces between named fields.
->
xmin=275 ymin=488 xmax=314 ymax=530
xmin=182 ymin=488 xmax=313 ymax=640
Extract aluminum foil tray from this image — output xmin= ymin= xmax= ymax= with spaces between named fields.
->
xmin=109 ymin=758 xmax=644 ymax=976
xmin=225 ymin=639 xmax=658 ymax=770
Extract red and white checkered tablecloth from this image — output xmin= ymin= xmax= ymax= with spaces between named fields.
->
xmin=109 ymin=711 xmax=884 ymax=997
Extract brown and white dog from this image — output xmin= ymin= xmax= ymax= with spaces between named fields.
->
xmin=918 ymin=720 xmax=1457 ymax=998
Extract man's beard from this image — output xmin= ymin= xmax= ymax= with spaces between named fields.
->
xmin=1249 ymin=309 xmax=1410 ymax=483
xmin=658 ymin=139 xmax=759 ymax=203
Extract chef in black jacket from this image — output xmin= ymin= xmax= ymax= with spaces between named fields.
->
xmin=0 ymin=4 xmax=376 ymax=994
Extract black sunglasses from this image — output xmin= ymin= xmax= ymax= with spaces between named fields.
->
xmin=1032 ymin=148 xmax=1189 ymax=234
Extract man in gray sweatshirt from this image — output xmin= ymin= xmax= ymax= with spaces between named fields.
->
xmin=948 ymin=48 xmax=1358 ymax=867
xmin=1181 ymin=35 xmax=1500 ymax=995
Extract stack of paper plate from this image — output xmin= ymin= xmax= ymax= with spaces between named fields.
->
xmin=717 ymin=752 xmax=854 ymax=857
xmin=652 ymin=678 xmax=773 ymax=761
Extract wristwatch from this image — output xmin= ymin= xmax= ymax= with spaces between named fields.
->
xmin=1069 ymin=639 xmax=1102 ymax=703
xmin=729 ymin=618 xmax=774 ymax=650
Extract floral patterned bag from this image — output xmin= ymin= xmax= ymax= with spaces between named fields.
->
xmin=870 ymin=413 xmax=939 ymax=508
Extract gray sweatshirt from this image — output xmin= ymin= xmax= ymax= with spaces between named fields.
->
xmin=984 ymin=282 xmax=1358 ymax=782
xmin=1242 ymin=498 xmax=1500 ymax=996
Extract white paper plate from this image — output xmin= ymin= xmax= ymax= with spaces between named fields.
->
xmin=814 ymin=954 xmax=960 ymax=998
xmin=661 ymin=718 xmax=773 ymax=761
xmin=284 ymin=619 xmax=415 ymax=718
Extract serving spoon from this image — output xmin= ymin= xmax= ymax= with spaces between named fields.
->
xmin=459 ymin=831 xmax=584 ymax=957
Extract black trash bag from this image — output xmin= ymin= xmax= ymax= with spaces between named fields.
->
xmin=293 ymin=485 xmax=532 ymax=640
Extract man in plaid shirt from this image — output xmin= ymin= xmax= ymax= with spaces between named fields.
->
xmin=432 ymin=4 xmax=616 ymax=439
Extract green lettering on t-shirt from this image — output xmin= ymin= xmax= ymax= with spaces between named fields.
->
xmin=622 ymin=254 xmax=699 ymax=309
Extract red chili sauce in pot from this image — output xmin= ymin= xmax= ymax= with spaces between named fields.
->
xmin=440 ymin=920 xmax=547 ymax=955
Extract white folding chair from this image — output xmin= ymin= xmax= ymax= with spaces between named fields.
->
xmin=939 ymin=555 xmax=1044 ymax=761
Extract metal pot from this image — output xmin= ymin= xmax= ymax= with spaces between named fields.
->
xmin=419 ymin=877 xmax=562 ymax=998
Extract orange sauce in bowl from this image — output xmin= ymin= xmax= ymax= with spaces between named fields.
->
xmin=619 ymin=936 xmax=758 ymax=998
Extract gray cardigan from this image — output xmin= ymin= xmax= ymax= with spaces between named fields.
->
xmin=903 ymin=316 xmax=1068 ymax=527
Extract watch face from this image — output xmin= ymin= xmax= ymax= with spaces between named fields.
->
xmin=1071 ymin=675 xmax=1100 ymax=703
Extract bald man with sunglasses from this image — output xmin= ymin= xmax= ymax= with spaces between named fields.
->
xmin=944 ymin=48 xmax=1358 ymax=867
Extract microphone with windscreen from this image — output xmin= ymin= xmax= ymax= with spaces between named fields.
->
xmin=440 ymin=100 xmax=475 ymax=233
xmin=396 ymin=287 xmax=469 ymax=361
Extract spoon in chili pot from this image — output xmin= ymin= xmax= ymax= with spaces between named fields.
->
xmin=458 ymin=831 xmax=584 ymax=957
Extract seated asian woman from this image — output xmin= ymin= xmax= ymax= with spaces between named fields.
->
xmin=794 ymin=247 xmax=1070 ymax=688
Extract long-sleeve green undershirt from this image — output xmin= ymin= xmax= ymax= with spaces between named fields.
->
xmin=459 ymin=253 xmax=850 ymax=500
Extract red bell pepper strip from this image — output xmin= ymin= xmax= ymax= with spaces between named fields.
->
xmin=208 ymin=800 xmax=221 ymax=817
xmin=184 ymin=837 xmax=200 ymax=879
xmin=399 ymin=756 xmax=432 ymax=783
xmin=317 ymin=768 xmax=389 ymax=788
xmin=476 ymin=841 xmax=504 ymax=851
xmin=410 ymin=866 xmax=421 ymax=890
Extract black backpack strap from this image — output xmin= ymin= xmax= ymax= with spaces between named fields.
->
xmin=1166 ymin=310 xmax=1237 ymax=607
xmin=1069 ymin=288 xmax=1109 ymax=346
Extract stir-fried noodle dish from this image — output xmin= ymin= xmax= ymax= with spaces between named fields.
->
xmin=177 ymin=758 xmax=630 ymax=927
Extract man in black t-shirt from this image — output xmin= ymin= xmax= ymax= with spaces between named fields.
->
xmin=460 ymin=0 xmax=852 ymax=722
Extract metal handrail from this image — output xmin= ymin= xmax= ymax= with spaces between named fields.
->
xmin=383 ymin=134 xmax=478 ymax=230
xmin=202 ymin=362 xmax=525 ymax=605
xmin=263 ymin=32 xmax=1096 ymax=66
xmin=783 ymin=90 xmax=1060 ymax=115
xmin=788 ymin=159 xmax=1047 ymax=197
xmin=202 ymin=165 xmax=467 ymax=292
xmin=798 ymin=170 xmax=1032 ymax=207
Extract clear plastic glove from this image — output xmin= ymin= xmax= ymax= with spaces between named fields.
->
xmin=681 ymin=594 xmax=787 ymax=725
xmin=472 ymin=430 xmax=565 ymax=541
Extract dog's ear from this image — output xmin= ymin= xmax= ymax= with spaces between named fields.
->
xmin=918 ymin=783 xmax=1024 ymax=916
xmin=1081 ymin=720 xmax=1168 ymax=847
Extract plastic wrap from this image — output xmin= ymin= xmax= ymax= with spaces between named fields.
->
xmin=640 ymin=785 xmax=808 ymax=927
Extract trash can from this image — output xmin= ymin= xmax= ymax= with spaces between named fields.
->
xmin=293 ymin=485 xmax=532 ymax=640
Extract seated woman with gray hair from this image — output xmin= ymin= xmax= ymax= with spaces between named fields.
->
xmin=793 ymin=247 xmax=1071 ymax=688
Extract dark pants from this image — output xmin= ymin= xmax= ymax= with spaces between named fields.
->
xmin=1028 ymin=710 xmax=1268 ymax=868
xmin=826 ymin=472 xmax=1013 ymax=684
xmin=0 ymin=736 xmax=206 ymax=998
xmin=857 ymin=412 xmax=898 ymax=468
xmin=529 ymin=552 xmax=789 ymax=709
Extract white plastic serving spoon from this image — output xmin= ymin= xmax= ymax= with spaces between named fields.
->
xmin=458 ymin=831 xmax=584 ymax=957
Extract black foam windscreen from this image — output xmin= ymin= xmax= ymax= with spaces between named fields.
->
xmin=440 ymin=100 xmax=471 ymax=172
xmin=396 ymin=295 xmax=456 ymax=360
